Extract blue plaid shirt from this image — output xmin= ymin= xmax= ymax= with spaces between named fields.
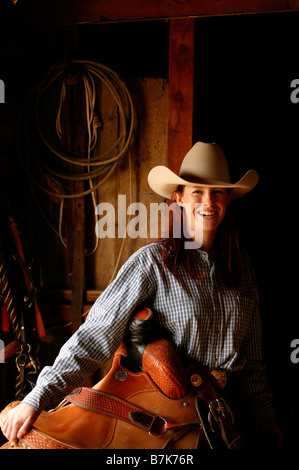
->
xmin=23 ymin=241 xmax=276 ymax=421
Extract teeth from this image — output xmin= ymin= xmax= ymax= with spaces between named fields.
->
xmin=199 ymin=211 xmax=216 ymax=216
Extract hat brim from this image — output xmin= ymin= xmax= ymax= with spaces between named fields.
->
xmin=148 ymin=166 xmax=259 ymax=200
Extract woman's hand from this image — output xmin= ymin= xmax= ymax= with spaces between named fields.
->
xmin=1 ymin=403 xmax=40 ymax=447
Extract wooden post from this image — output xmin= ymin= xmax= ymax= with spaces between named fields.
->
xmin=168 ymin=18 xmax=195 ymax=173
xmin=61 ymin=76 xmax=86 ymax=333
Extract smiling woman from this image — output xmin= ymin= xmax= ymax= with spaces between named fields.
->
xmin=174 ymin=185 xmax=232 ymax=252
xmin=148 ymin=142 xmax=257 ymax=285
xmin=0 ymin=142 xmax=282 ymax=449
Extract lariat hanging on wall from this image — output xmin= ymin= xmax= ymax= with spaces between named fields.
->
xmin=17 ymin=60 xmax=135 ymax=259
xmin=16 ymin=59 xmax=135 ymax=332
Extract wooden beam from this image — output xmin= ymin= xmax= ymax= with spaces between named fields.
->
xmin=60 ymin=76 xmax=86 ymax=333
xmin=168 ymin=18 xmax=195 ymax=173
xmin=26 ymin=0 xmax=299 ymax=26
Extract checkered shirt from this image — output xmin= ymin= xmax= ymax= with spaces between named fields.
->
xmin=22 ymin=241 xmax=276 ymax=421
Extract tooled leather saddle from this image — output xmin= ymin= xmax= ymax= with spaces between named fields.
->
xmin=0 ymin=308 xmax=243 ymax=449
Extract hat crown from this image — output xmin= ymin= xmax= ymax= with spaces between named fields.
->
xmin=179 ymin=142 xmax=231 ymax=184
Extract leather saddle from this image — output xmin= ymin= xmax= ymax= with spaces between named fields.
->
xmin=0 ymin=308 xmax=243 ymax=449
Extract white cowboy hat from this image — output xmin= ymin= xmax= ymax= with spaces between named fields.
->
xmin=148 ymin=141 xmax=259 ymax=199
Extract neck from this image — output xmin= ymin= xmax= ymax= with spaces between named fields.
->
xmin=200 ymin=230 xmax=217 ymax=253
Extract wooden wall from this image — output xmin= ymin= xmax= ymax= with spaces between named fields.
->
xmin=34 ymin=76 xmax=169 ymax=296
xmin=0 ymin=20 xmax=170 ymax=371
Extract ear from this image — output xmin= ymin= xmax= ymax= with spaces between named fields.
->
xmin=174 ymin=190 xmax=184 ymax=207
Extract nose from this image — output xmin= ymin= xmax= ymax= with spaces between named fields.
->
xmin=202 ymin=189 xmax=214 ymax=206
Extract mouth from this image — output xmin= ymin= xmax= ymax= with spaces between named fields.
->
xmin=198 ymin=210 xmax=218 ymax=218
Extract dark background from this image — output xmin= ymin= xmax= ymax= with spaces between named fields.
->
xmin=193 ymin=13 xmax=299 ymax=442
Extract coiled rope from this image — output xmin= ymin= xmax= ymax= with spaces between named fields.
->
xmin=17 ymin=60 xmax=135 ymax=260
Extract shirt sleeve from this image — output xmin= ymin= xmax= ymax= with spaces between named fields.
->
xmin=22 ymin=252 xmax=154 ymax=412
xmin=237 ymin=267 xmax=277 ymax=422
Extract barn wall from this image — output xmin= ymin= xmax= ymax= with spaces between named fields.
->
xmin=0 ymin=21 xmax=169 ymax=379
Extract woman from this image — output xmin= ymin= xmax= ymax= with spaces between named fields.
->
xmin=1 ymin=142 xmax=281 ymax=447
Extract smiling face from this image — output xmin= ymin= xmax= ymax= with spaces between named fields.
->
xmin=174 ymin=185 xmax=232 ymax=251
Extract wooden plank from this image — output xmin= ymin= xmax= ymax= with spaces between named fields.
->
xmin=69 ymin=80 xmax=86 ymax=333
xmin=85 ymin=290 xmax=103 ymax=302
xmin=37 ymin=290 xmax=73 ymax=302
xmin=60 ymin=75 xmax=86 ymax=333
xmin=26 ymin=0 xmax=299 ymax=26
xmin=70 ymin=191 xmax=85 ymax=332
xmin=37 ymin=289 xmax=103 ymax=303
xmin=168 ymin=18 xmax=195 ymax=173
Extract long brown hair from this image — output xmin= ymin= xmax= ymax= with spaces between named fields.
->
xmin=160 ymin=187 xmax=244 ymax=287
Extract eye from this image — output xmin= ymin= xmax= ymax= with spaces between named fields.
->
xmin=213 ymin=189 xmax=224 ymax=196
xmin=192 ymin=189 xmax=202 ymax=195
